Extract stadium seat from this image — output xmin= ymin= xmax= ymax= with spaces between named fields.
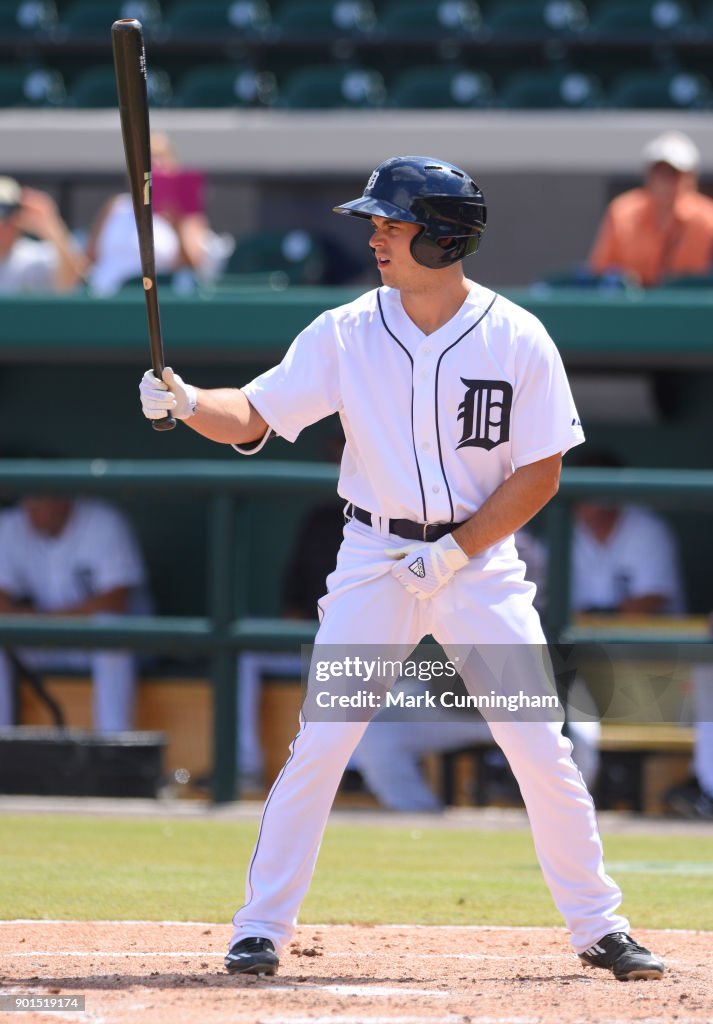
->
xmin=534 ymin=268 xmax=635 ymax=291
xmin=607 ymin=69 xmax=712 ymax=108
xmin=174 ymin=65 xmax=276 ymax=106
xmin=484 ymin=0 xmax=588 ymax=35
xmin=58 ymin=0 xmax=162 ymax=35
xmin=68 ymin=65 xmax=172 ymax=107
xmin=700 ymin=1 xmax=713 ymax=31
xmin=276 ymin=64 xmax=385 ymax=108
xmin=223 ymin=229 xmax=329 ymax=285
xmin=500 ymin=68 xmax=603 ymax=108
xmin=0 ymin=0 xmax=57 ymax=36
xmin=389 ymin=66 xmax=495 ymax=108
xmin=163 ymin=0 xmax=270 ymax=35
xmin=660 ymin=272 xmax=713 ymax=288
xmin=376 ymin=0 xmax=482 ymax=36
xmin=0 ymin=66 xmax=65 ymax=107
xmin=589 ymin=0 xmax=695 ymax=34
xmin=270 ymin=0 xmax=375 ymax=34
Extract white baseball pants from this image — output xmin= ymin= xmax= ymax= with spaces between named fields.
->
xmin=231 ymin=518 xmax=628 ymax=955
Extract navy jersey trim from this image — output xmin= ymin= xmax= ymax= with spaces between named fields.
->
xmin=377 ymin=290 xmax=427 ymax=522
xmin=434 ymin=293 xmax=499 ymax=521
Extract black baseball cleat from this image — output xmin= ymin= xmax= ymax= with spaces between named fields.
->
xmin=224 ymin=936 xmax=279 ymax=976
xmin=579 ymin=932 xmax=664 ymax=981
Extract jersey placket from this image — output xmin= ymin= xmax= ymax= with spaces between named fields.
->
xmin=412 ymin=339 xmax=451 ymax=524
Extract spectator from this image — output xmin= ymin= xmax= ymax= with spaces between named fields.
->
xmin=588 ymin=131 xmax=713 ymax=288
xmin=0 ymin=495 xmax=150 ymax=733
xmin=0 ymin=176 xmax=83 ymax=293
xmin=571 ymin=478 xmax=685 ymax=617
xmin=85 ymin=133 xmax=232 ymax=295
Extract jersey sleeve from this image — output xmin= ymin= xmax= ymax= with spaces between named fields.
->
xmin=510 ymin=322 xmax=584 ymax=469
xmin=240 ymin=312 xmax=341 ymax=444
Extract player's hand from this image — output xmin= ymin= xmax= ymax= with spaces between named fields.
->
xmin=385 ymin=533 xmax=469 ymax=600
xmin=139 ymin=366 xmax=196 ymax=420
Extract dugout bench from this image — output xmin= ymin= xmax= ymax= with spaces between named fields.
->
xmin=437 ymin=723 xmax=695 ymax=815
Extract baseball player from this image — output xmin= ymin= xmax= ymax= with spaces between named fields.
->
xmin=140 ymin=156 xmax=664 ymax=982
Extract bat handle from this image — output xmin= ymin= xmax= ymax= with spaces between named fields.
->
xmin=153 ymin=413 xmax=176 ymax=431
xmin=150 ymin=362 xmax=176 ymax=431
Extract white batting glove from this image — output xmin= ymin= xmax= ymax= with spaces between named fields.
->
xmin=139 ymin=366 xmax=196 ymax=421
xmin=385 ymin=533 xmax=469 ymax=600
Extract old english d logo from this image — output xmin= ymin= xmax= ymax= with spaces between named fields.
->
xmin=457 ymin=379 xmax=513 ymax=451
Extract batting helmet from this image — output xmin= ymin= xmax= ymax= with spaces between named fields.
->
xmin=333 ymin=155 xmax=487 ymax=270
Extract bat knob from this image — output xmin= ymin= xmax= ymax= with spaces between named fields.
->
xmin=152 ymin=414 xmax=176 ymax=432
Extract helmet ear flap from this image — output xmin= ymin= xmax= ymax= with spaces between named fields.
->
xmin=410 ymin=230 xmax=481 ymax=269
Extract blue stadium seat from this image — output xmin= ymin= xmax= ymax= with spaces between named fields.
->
xmin=607 ymin=69 xmax=712 ymax=108
xmin=276 ymin=64 xmax=385 ymax=108
xmin=389 ymin=66 xmax=495 ymax=108
xmin=174 ymin=65 xmax=276 ymax=106
xmin=68 ymin=64 xmax=172 ymax=107
xmin=500 ymin=68 xmax=603 ymax=108
xmin=223 ymin=229 xmax=329 ymax=285
xmin=58 ymin=0 xmax=162 ymax=35
xmin=270 ymin=0 xmax=375 ymax=34
xmin=0 ymin=67 xmax=65 ymax=107
xmin=376 ymin=0 xmax=482 ymax=36
xmin=701 ymin=1 xmax=713 ymax=30
xmin=163 ymin=0 xmax=269 ymax=35
xmin=484 ymin=0 xmax=588 ymax=35
xmin=0 ymin=0 xmax=57 ymax=36
xmin=589 ymin=0 xmax=695 ymax=34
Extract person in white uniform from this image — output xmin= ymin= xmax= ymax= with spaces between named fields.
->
xmin=0 ymin=495 xmax=149 ymax=732
xmin=139 ymin=156 xmax=664 ymax=982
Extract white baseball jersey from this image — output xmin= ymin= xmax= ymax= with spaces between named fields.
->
xmin=572 ymin=505 xmax=685 ymax=613
xmin=0 ymin=498 xmax=147 ymax=610
xmin=240 ymin=283 xmax=584 ymax=536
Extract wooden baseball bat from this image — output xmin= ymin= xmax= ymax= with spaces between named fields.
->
xmin=111 ymin=17 xmax=175 ymax=431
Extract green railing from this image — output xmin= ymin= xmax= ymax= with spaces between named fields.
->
xmin=2 ymin=460 xmax=713 ymax=801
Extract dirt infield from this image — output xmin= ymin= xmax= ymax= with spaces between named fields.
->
xmin=1 ymin=922 xmax=711 ymax=1024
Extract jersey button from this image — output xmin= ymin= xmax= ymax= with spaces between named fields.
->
xmin=422 ymin=442 xmax=430 ymax=450
xmin=431 ymin=484 xmax=440 ymax=494
xmin=420 ymin=372 xmax=428 ymax=380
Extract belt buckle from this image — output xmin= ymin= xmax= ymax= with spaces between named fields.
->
xmin=422 ymin=522 xmax=432 ymax=542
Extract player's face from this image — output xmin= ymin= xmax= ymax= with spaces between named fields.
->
xmin=369 ymin=216 xmax=423 ymax=287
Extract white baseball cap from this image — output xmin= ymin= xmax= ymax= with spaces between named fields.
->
xmin=642 ymin=131 xmax=700 ymax=173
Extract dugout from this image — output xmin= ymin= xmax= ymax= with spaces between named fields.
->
xmin=2 ymin=287 xmax=713 ymax=617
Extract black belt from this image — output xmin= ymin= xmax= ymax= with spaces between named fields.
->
xmin=346 ymin=504 xmax=457 ymax=543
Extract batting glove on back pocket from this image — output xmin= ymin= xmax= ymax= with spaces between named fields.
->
xmin=386 ymin=533 xmax=469 ymax=600
xmin=139 ymin=366 xmax=196 ymax=421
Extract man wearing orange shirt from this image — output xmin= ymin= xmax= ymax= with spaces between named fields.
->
xmin=588 ymin=131 xmax=713 ymax=287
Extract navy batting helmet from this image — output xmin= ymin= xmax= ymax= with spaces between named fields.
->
xmin=333 ymin=155 xmax=487 ymax=269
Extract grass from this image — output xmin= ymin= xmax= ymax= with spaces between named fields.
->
xmin=1 ymin=814 xmax=712 ymax=930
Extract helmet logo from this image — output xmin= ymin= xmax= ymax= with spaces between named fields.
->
xmin=365 ymin=169 xmax=379 ymax=193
